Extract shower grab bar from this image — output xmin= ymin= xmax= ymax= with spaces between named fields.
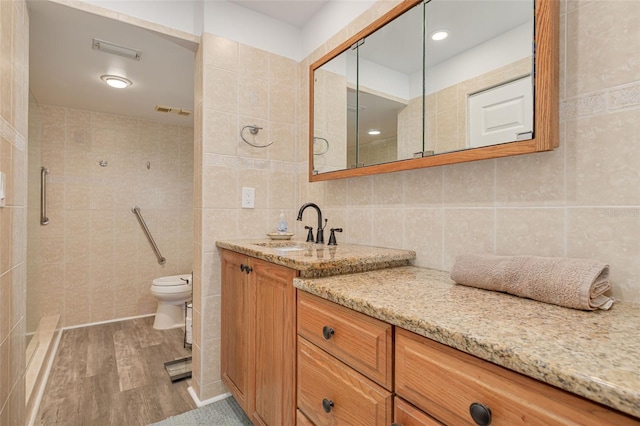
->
xmin=40 ymin=167 xmax=49 ymax=225
xmin=132 ymin=206 xmax=166 ymax=265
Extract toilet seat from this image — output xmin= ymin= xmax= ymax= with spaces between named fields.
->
xmin=151 ymin=283 xmax=191 ymax=295
xmin=152 ymin=274 xmax=191 ymax=287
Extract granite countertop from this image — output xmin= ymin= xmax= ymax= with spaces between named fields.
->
xmin=216 ymin=239 xmax=415 ymax=278
xmin=293 ymin=266 xmax=640 ymax=419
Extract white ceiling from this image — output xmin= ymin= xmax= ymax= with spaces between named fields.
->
xmin=28 ymin=1 xmax=196 ymax=126
xmin=229 ymin=0 xmax=329 ymax=27
xmin=27 ymin=0 xmax=532 ymax=128
xmin=361 ymin=0 xmax=532 ymax=75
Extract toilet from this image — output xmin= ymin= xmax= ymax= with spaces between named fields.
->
xmin=150 ymin=274 xmax=193 ymax=330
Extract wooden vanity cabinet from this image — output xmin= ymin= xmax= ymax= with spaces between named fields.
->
xmin=221 ymin=249 xmax=299 ymax=426
xmin=294 ymin=292 xmax=639 ymax=426
xmin=395 ymin=328 xmax=639 ymax=426
xmin=221 ymin=250 xmax=250 ymax=412
xmin=296 ymin=292 xmax=393 ymax=425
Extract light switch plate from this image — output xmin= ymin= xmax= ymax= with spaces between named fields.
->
xmin=242 ymin=187 xmax=255 ymax=208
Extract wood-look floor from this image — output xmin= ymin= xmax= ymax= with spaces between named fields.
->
xmin=35 ymin=316 xmax=196 ymax=426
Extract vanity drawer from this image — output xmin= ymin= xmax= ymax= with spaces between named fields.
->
xmin=395 ymin=328 xmax=639 ymax=426
xmin=296 ymin=409 xmax=313 ymax=426
xmin=297 ymin=336 xmax=392 ymax=426
xmin=297 ymin=291 xmax=393 ymax=389
xmin=394 ymin=396 xmax=444 ymax=426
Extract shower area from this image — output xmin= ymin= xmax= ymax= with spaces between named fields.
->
xmin=24 ymin=93 xmax=195 ymax=407
xmin=24 ymin=1 xmax=196 ymax=415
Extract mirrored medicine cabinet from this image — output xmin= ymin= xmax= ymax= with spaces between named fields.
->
xmin=309 ymin=0 xmax=558 ymax=181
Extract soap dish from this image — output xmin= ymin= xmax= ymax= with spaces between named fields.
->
xmin=267 ymin=232 xmax=294 ymax=240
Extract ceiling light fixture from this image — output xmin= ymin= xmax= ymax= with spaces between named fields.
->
xmin=368 ymin=129 xmax=381 ymax=135
xmin=100 ymin=75 xmax=132 ymax=89
xmin=431 ymin=30 xmax=449 ymax=41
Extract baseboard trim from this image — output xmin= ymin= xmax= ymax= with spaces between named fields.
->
xmin=187 ymin=387 xmax=231 ymax=408
xmin=62 ymin=313 xmax=155 ymax=330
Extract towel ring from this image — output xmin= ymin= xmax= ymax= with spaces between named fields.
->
xmin=313 ymin=137 xmax=329 ymax=155
xmin=241 ymin=125 xmax=273 ymax=148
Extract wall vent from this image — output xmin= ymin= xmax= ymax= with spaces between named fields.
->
xmin=155 ymin=105 xmax=192 ymax=117
xmin=92 ymin=38 xmax=142 ymax=61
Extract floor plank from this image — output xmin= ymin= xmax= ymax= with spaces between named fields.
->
xmin=86 ymin=321 xmax=119 ymax=377
xmin=114 ymin=328 xmax=148 ymax=392
xmin=36 ymin=317 xmax=196 ymax=426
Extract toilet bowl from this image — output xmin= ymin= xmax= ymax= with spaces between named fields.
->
xmin=151 ymin=274 xmax=192 ymax=330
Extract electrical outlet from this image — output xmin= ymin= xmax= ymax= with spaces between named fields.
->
xmin=242 ymin=187 xmax=255 ymax=208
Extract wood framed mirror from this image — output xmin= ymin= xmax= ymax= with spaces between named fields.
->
xmin=309 ymin=0 xmax=558 ymax=182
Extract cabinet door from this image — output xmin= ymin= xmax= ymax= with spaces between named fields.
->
xmin=251 ymin=258 xmax=298 ymax=426
xmin=220 ymin=250 xmax=252 ymax=413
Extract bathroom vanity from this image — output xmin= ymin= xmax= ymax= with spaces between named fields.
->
xmin=294 ymin=266 xmax=640 ymax=425
xmin=218 ymin=241 xmax=640 ymax=425
xmin=216 ymin=240 xmax=415 ymax=425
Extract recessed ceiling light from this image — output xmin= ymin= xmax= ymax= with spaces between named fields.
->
xmin=100 ymin=75 xmax=132 ymax=89
xmin=368 ymin=129 xmax=381 ymax=135
xmin=431 ymin=31 xmax=448 ymax=41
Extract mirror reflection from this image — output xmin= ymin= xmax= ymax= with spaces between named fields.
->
xmin=424 ymin=0 xmax=533 ymax=154
xmin=312 ymin=0 xmax=534 ymax=175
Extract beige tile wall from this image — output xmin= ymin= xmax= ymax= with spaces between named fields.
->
xmin=0 ymin=0 xmax=29 ymax=423
xmin=36 ymin=105 xmax=194 ymax=327
xmin=297 ymin=0 xmax=640 ymax=304
xmin=193 ymin=33 xmax=301 ymax=400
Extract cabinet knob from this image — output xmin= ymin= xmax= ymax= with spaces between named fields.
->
xmin=239 ymin=264 xmax=252 ymax=274
xmin=240 ymin=264 xmax=245 ymax=272
xmin=322 ymin=326 xmax=335 ymax=340
xmin=391 ymin=424 xmax=403 ymax=426
xmin=469 ymin=402 xmax=492 ymax=426
xmin=322 ymin=398 xmax=334 ymax=413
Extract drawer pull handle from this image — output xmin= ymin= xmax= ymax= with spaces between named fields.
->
xmin=469 ymin=402 xmax=492 ymax=426
xmin=322 ymin=398 xmax=334 ymax=413
xmin=322 ymin=326 xmax=335 ymax=340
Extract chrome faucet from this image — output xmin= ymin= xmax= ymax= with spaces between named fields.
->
xmin=297 ymin=203 xmax=327 ymax=244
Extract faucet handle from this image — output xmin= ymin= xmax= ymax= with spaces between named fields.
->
xmin=304 ymin=226 xmax=315 ymax=242
xmin=328 ymin=228 xmax=343 ymax=246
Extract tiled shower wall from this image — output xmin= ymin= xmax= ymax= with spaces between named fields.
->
xmin=193 ymin=32 xmax=300 ymax=400
xmin=298 ymin=0 xmax=640 ymax=304
xmin=36 ymin=105 xmax=194 ymax=327
xmin=0 ymin=0 xmax=29 ymax=423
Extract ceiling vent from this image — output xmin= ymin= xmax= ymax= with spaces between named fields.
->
xmin=92 ymin=38 xmax=142 ymax=61
xmin=155 ymin=105 xmax=192 ymax=117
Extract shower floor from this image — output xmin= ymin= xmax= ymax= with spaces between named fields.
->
xmin=34 ymin=316 xmax=196 ymax=425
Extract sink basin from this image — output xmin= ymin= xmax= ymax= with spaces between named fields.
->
xmin=252 ymin=241 xmax=307 ymax=251
xmin=275 ymin=247 xmax=306 ymax=252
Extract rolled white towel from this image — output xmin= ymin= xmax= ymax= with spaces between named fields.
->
xmin=450 ymin=254 xmax=614 ymax=311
